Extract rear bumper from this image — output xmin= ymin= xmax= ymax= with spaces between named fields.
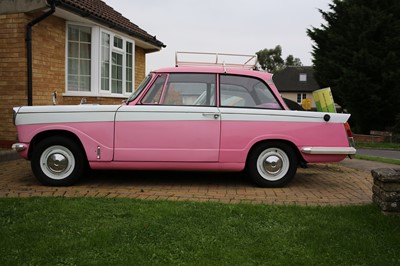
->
xmin=301 ymin=147 xmax=357 ymax=155
xmin=347 ymin=137 xmax=356 ymax=159
xmin=302 ymin=136 xmax=357 ymax=159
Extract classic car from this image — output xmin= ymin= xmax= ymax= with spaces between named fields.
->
xmin=12 ymin=53 xmax=356 ymax=187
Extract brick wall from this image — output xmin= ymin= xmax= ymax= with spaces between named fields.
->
xmin=0 ymin=13 xmax=28 ymax=148
xmin=30 ymin=13 xmax=66 ymax=106
xmin=0 ymin=13 xmax=66 ymax=147
xmin=135 ymin=46 xmax=146 ymax=88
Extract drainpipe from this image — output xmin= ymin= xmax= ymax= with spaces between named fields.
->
xmin=26 ymin=1 xmax=56 ymax=106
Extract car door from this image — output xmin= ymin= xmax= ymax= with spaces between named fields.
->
xmin=114 ymin=73 xmax=221 ymax=162
xmin=218 ymin=74 xmax=284 ymax=163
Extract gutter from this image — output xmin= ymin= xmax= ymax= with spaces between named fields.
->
xmin=26 ymin=0 xmax=57 ymax=106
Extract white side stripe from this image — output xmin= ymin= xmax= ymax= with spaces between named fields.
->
xmin=16 ymin=112 xmax=115 ymax=125
xmin=15 ymin=105 xmax=351 ymax=125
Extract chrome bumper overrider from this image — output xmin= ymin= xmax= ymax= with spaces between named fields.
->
xmin=12 ymin=143 xmax=27 ymax=152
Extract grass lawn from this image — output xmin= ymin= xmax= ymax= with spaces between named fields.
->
xmin=356 ymin=142 xmax=400 ymax=150
xmin=354 ymin=141 xmax=400 ymax=165
xmin=1 ymin=198 xmax=399 ymax=265
xmin=355 ymin=155 xmax=400 ymax=165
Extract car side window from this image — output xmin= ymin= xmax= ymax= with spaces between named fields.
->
xmin=220 ymin=75 xmax=282 ymax=109
xmin=220 ymin=84 xmax=255 ymax=107
xmin=162 ymin=74 xmax=216 ymax=106
xmin=142 ymin=75 xmax=167 ymax=104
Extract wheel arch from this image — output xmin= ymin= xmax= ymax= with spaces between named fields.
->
xmin=28 ymin=130 xmax=86 ymax=161
xmin=246 ymin=139 xmax=306 ymax=167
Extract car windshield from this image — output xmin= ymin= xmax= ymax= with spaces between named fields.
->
xmin=126 ymin=74 xmax=152 ymax=103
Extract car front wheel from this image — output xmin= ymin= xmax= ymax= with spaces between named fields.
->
xmin=247 ymin=142 xmax=297 ymax=187
xmin=31 ymin=136 xmax=85 ymax=186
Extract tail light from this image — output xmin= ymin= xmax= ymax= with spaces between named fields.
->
xmin=345 ymin=122 xmax=353 ymax=137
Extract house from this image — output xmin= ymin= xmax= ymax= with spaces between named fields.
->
xmin=0 ymin=0 xmax=165 ymax=148
xmin=272 ymin=66 xmax=320 ymax=109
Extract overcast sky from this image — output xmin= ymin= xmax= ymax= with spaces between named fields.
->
xmin=103 ymin=0 xmax=332 ymax=73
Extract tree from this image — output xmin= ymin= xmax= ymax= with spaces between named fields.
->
xmin=256 ymin=45 xmax=302 ymax=73
xmin=285 ymin=55 xmax=302 ymax=67
xmin=307 ymin=0 xmax=400 ymax=133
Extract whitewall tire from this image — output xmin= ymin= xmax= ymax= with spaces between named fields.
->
xmin=247 ymin=141 xmax=297 ymax=187
xmin=31 ymin=136 xmax=85 ymax=186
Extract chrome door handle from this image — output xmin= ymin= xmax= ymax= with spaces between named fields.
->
xmin=202 ymin=113 xmax=220 ymax=119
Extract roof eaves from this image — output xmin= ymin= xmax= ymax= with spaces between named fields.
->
xmin=52 ymin=0 xmax=166 ymax=49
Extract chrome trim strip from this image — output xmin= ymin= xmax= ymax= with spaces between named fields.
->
xmin=301 ymin=147 xmax=357 ymax=155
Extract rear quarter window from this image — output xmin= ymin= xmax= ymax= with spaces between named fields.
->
xmin=220 ymin=75 xmax=282 ymax=109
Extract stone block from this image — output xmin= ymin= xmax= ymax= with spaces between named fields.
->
xmin=372 ymin=184 xmax=400 ymax=202
xmin=371 ymin=168 xmax=400 ymax=215
xmin=371 ymin=168 xmax=400 ymax=183
xmin=372 ymin=195 xmax=400 ymax=212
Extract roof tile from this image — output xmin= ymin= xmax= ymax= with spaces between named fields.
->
xmin=58 ymin=0 xmax=165 ymax=48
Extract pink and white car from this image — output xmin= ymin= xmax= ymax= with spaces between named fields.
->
xmin=12 ymin=56 xmax=356 ymax=187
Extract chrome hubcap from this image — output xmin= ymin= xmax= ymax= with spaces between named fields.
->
xmin=47 ymin=153 xmax=69 ymax=173
xmin=257 ymin=148 xmax=289 ymax=181
xmin=263 ymin=155 xmax=283 ymax=175
xmin=40 ymin=145 xmax=75 ymax=180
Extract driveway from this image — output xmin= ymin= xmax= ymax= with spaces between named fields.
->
xmin=0 ymin=157 xmax=380 ymax=206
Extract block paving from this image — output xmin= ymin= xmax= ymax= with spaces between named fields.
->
xmin=0 ymin=159 xmax=373 ymax=206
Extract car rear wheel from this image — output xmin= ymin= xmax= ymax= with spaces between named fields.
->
xmin=247 ymin=142 xmax=297 ymax=187
xmin=31 ymin=136 xmax=85 ymax=186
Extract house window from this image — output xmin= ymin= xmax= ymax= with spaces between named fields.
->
xmin=99 ymin=32 xmax=134 ymax=95
xmin=112 ymin=51 xmax=123 ymax=94
xmin=67 ymin=25 xmax=91 ymax=91
xmin=111 ymin=36 xmax=123 ymax=94
xmin=297 ymin=93 xmax=307 ymax=103
xmin=67 ymin=24 xmax=135 ymax=97
xmin=100 ymin=32 xmax=110 ymax=92
xmin=299 ymin=73 xmax=307 ymax=82
xmin=114 ymin=36 xmax=123 ymax=49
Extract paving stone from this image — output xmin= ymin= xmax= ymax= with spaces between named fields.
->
xmin=0 ymin=159 xmax=373 ymax=206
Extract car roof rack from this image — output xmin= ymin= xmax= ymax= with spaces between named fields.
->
xmin=175 ymin=51 xmax=257 ymax=70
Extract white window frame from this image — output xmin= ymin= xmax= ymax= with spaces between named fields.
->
xmin=64 ymin=23 xmax=135 ymax=98
xmin=297 ymin=93 xmax=307 ymax=104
